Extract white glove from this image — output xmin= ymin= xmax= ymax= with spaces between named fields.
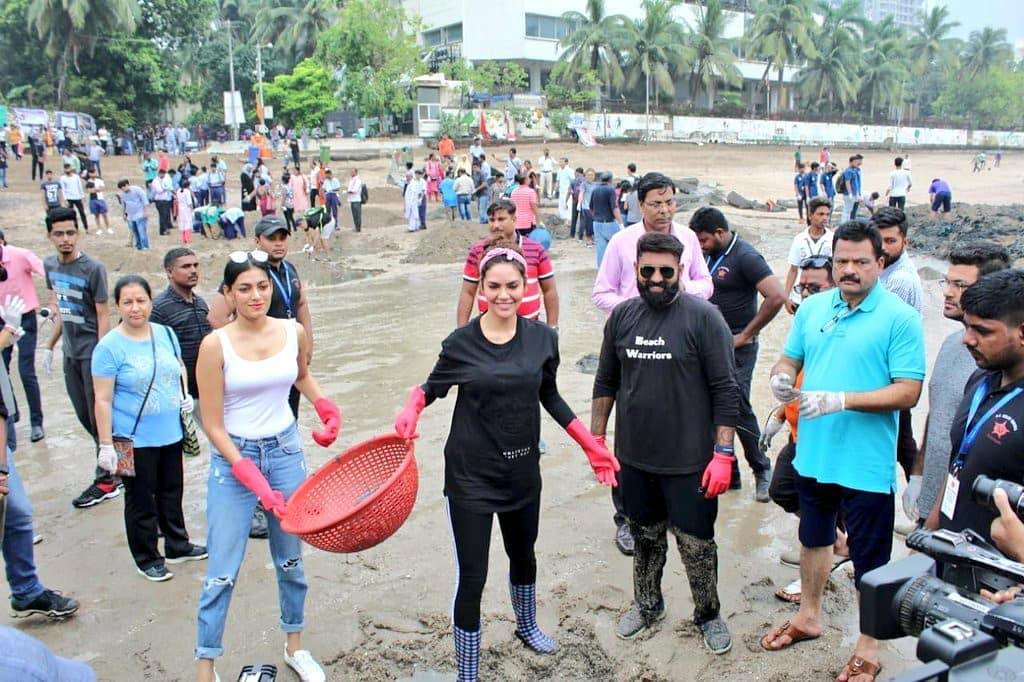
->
xmin=180 ymin=393 xmax=194 ymax=413
xmin=1 ymin=294 xmax=26 ymax=330
xmin=97 ymin=444 xmax=118 ymax=473
xmin=41 ymin=349 xmax=54 ymax=378
xmin=799 ymin=391 xmax=846 ymax=420
xmin=769 ymin=373 xmax=801 ymax=403
xmin=903 ymin=475 xmax=922 ymax=523
xmin=759 ymin=415 xmax=785 ymax=453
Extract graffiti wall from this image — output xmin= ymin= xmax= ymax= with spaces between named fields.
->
xmin=439 ymin=107 xmax=1023 ymax=148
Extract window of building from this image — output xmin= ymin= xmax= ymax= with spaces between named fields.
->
xmin=525 ymin=14 xmax=575 ymax=41
xmin=418 ymin=103 xmax=441 ymax=121
xmin=423 ymin=23 xmax=463 ymax=47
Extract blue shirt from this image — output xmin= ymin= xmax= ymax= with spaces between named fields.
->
xmin=843 ymin=166 xmax=861 ymax=197
xmin=794 ymin=173 xmax=807 ymax=196
xmin=120 ymin=186 xmax=148 ymax=221
xmin=440 ymin=178 xmax=458 ymax=207
xmin=822 ymin=172 xmax=835 ymax=198
xmin=91 ymin=324 xmax=184 ymax=448
xmin=805 ymin=171 xmax=819 ymax=197
xmin=783 ymin=283 xmax=926 ymax=493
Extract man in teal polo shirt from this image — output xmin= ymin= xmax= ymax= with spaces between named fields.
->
xmin=760 ymin=221 xmax=925 ymax=682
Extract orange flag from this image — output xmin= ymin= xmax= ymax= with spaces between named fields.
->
xmin=479 ymin=109 xmax=490 ymax=140
xmin=255 ymin=95 xmax=265 ymax=125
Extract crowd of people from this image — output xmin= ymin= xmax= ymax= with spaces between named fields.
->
xmin=0 ymin=130 xmax=1022 ymax=682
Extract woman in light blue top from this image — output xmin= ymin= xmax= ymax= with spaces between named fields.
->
xmin=92 ymin=275 xmax=206 ymax=582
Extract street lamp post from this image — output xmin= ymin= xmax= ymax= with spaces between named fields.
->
xmin=256 ymin=42 xmax=272 ymax=131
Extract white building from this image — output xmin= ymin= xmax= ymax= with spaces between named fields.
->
xmin=402 ymin=0 xmax=795 ymax=112
xmin=858 ymin=0 xmax=924 ymax=30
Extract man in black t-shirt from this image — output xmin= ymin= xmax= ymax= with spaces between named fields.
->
xmin=690 ymin=208 xmax=786 ymax=502
xmin=927 ymin=270 xmax=1024 ymax=548
xmin=592 ymin=232 xmax=739 ymax=655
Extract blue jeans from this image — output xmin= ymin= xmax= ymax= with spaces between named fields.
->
xmin=476 ymin=194 xmax=489 ymax=223
xmin=593 ymin=220 xmax=620 ymax=267
xmin=128 ymin=217 xmax=150 ymax=249
xmin=209 ymin=186 xmax=225 ymax=206
xmin=3 ymin=449 xmax=45 ymax=604
xmin=841 ymin=195 xmax=858 ymax=223
xmin=2 ymin=312 xmax=42 ymax=428
xmin=0 ymin=626 xmax=96 ymax=681
xmin=457 ymin=194 xmax=471 ymax=220
xmin=195 ymin=422 xmax=309 ymax=660
xmin=0 ymin=167 xmax=7 ymax=188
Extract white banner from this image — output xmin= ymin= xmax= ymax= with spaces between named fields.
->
xmin=223 ymin=91 xmax=244 ymax=127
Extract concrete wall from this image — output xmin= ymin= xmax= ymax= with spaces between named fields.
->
xmin=436 ymin=108 xmax=1024 ymax=148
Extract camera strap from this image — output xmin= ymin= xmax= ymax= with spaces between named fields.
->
xmin=953 ymin=378 xmax=1023 ymax=474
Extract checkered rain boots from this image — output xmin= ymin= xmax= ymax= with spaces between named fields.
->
xmin=509 ymin=582 xmax=558 ymax=653
xmin=454 ymin=626 xmax=481 ymax=682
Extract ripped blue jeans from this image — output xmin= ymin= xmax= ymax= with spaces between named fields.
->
xmin=195 ymin=422 xmax=308 ymax=660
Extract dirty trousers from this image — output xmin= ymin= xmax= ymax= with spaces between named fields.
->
xmin=195 ymin=422 xmax=309 ymax=660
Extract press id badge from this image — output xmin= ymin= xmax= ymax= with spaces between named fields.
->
xmin=941 ymin=474 xmax=960 ymax=520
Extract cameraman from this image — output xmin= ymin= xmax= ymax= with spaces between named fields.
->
xmin=926 ymin=270 xmax=1024 ymax=547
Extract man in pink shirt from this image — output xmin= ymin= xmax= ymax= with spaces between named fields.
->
xmin=0 ymin=231 xmax=47 ymax=442
xmin=591 ymin=172 xmax=714 ymax=556
xmin=509 ymin=173 xmax=538 ymax=234
xmin=593 ymin=172 xmax=713 ymax=315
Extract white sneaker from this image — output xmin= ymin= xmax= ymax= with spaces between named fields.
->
xmin=107 ymin=229 xmax=114 ymax=234
xmin=283 ymin=647 xmax=325 ymax=682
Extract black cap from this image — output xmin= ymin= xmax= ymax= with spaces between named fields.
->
xmin=254 ymin=215 xmax=289 ymax=238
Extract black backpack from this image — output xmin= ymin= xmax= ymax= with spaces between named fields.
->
xmin=360 ymin=183 xmax=368 ymax=204
xmin=834 ymin=170 xmax=847 ymax=195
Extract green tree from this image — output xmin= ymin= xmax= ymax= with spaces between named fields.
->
xmin=0 ymin=0 xmax=50 ymax=106
xmin=27 ymin=0 xmax=140 ymax=106
xmin=688 ymin=0 xmax=741 ymax=109
xmin=557 ymin=0 xmax=629 ymax=95
xmin=621 ymin=0 xmax=692 ymax=108
xmin=745 ymin=0 xmax=818 ymax=113
xmin=260 ymin=58 xmax=337 ymax=128
xmin=909 ymin=4 xmax=960 ymax=75
xmin=933 ymin=67 xmax=1024 ymax=129
xmin=317 ymin=0 xmax=424 ymax=131
xmin=962 ymin=27 xmax=1013 ymax=78
xmin=857 ymin=17 xmax=908 ymax=118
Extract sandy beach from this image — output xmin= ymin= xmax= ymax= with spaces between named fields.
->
xmin=0 ymin=141 xmax=1020 ymax=681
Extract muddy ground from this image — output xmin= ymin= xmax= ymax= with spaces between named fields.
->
xmin=0 ymin=142 xmax=1020 ymax=681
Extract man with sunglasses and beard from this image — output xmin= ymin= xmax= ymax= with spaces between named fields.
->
xmin=591 ymin=232 xmax=740 ymax=654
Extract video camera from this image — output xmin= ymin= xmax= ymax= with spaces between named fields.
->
xmin=859 ymin=476 xmax=1024 ymax=681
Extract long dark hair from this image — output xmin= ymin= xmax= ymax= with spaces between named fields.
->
xmin=113 ymin=275 xmax=152 ymax=303
xmin=222 ymin=256 xmax=270 ymax=292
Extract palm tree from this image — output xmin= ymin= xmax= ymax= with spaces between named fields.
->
xmin=275 ymin=0 xmax=339 ymax=65
xmin=558 ymin=0 xmax=629 ymax=95
xmin=620 ymin=0 xmax=691 ymax=110
xmin=908 ymin=5 xmax=960 ymax=76
xmin=857 ymin=17 xmax=908 ymax=118
xmin=745 ymin=0 xmax=818 ymax=113
xmin=962 ymin=27 xmax=1013 ymax=77
xmin=794 ymin=29 xmax=857 ymax=113
xmin=27 ymin=0 xmax=139 ymax=106
xmin=688 ymin=0 xmax=741 ymax=108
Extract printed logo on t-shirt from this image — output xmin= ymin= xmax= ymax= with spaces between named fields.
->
xmin=627 ymin=335 xmax=672 ymax=360
xmin=714 ymin=267 xmax=730 ymax=280
xmin=988 ymin=415 xmax=1018 ymax=444
xmin=503 ymin=446 xmax=531 ymax=461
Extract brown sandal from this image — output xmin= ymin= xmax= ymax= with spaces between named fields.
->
xmin=760 ymin=620 xmax=820 ymax=650
xmin=839 ymin=654 xmax=882 ymax=681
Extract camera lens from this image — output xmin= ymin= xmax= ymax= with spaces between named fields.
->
xmin=896 ymin=575 xmax=990 ymax=638
xmin=972 ymin=476 xmax=1024 ymax=520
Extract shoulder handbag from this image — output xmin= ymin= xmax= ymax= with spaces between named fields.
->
xmin=111 ymin=330 xmax=157 ymax=477
xmin=163 ymin=326 xmax=201 ymax=458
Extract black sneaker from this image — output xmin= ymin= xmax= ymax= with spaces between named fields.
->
xmin=10 ymin=589 xmax=80 ymax=618
xmin=700 ymin=616 xmax=732 ymax=654
xmin=137 ymin=565 xmax=173 ymax=582
xmin=72 ymin=481 xmax=120 ymax=508
xmin=166 ymin=545 xmax=208 ymax=564
xmin=615 ymin=524 xmax=635 ymax=556
xmin=30 ymin=425 xmax=44 ymax=442
xmin=754 ymin=468 xmax=772 ymax=503
xmin=249 ymin=506 xmax=269 ymax=539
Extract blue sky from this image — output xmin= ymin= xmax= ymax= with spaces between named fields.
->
xmin=935 ymin=0 xmax=1024 ymax=50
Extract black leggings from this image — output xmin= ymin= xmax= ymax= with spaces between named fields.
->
xmin=283 ymin=207 xmax=295 ymax=232
xmin=447 ymin=497 xmax=540 ymax=631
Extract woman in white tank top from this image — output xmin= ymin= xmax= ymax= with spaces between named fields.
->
xmin=193 ymin=250 xmax=341 ymax=682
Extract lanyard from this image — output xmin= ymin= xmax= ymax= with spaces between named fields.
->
xmin=706 ymin=233 xmax=738 ymax=275
xmin=953 ymin=378 xmax=1023 ymax=471
xmin=268 ymin=263 xmax=293 ymax=317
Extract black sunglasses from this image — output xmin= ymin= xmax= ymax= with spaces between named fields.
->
xmin=799 ymin=255 xmax=833 ymax=270
xmin=639 ymin=265 xmax=677 ymax=280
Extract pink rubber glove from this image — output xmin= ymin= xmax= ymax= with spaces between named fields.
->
xmin=566 ymin=419 xmax=620 ymax=487
xmin=701 ymin=451 xmax=734 ymax=499
xmin=232 ymin=458 xmax=288 ymax=519
xmin=312 ymin=397 xmax=341 ymax=447
xmin=394 ymin=386 xmax=426 ymax=440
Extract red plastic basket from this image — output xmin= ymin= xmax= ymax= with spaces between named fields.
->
xmin=281 ymin=434 xmax=418 ymax=553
